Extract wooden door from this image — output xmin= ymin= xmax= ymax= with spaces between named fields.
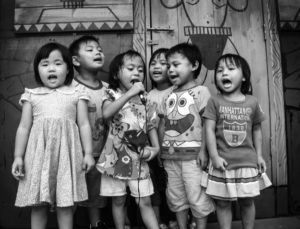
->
xmin=144 ymin=0 xmax=285 ymax=218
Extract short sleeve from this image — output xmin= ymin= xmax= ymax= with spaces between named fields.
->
xmin=77 ymin=86 xmax=90 ymax=102
xmin=202 ymin=97 xmax=218 ymax=121
xmin=198 ymin=86 xmax=211 ymax=116
xmin=19 ymin=88 xmax=32 ymax=106
xmin=253 ymin=100 xmax=266 ymax=124
xmin=146 ymin=100 xmax=158 ymax=132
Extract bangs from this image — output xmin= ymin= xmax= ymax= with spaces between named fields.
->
xmin=220 ymin=56 xmax=242 ymax=69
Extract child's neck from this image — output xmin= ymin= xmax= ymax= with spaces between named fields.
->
xmin=156 ymin=81 xmax=171 ymax=91
xmin=222 ymin=91 xmax=245 ymax=102
xmin=176 ymin=79 xmax=197 ymax=91
xmin=76 ymin=70 xmax=100 ymax=87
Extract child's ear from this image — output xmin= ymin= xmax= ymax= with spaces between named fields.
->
xmin=72 ymin=56 xmax=80 ymax=67
xmin=192 ymin=60 xmax=200 ymax=72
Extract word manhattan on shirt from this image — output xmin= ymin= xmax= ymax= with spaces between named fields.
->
xmin=219 ymin=106 xmax=252 ymax=121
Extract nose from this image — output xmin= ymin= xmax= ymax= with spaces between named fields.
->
xmin=132 ymin=67 xmax=140 ymax=76
xmin=48 ymin=64 xmax=55 ymax=72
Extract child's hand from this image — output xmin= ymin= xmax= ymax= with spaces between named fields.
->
xmin=128 ymin=81 xmax=145 ymax=98
xmin=211 ymin=155 xmax=228 ymax=171
xmin=82 ymin=154 xmax=95 ymax=173
xmin=140 ymin=146 xmax=158 ymax=161
xmin=11 ymin=157 xmax=25 ymax=180
xmin=197 ymin=150 xmax=208 ymax=169
xmin=257 ymin=155 xmax=266 ymax=173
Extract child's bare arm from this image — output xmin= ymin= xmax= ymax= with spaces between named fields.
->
xmin=77 ymin=99 xmax=94 ymax=172
xmin=12 ymin=102 xmax=33 ymax=180
xmin=103 ymin=82 xmax=145 ymax=120
xmin=197 ymin=121 xmax=208 ymax=169
xmin=253 ymin=123 xmax=266 ymax=173
xmin=140 ymin=128 xmax=160 ymax=161
xmin=205 ymin=119 xmax=228 ymax=171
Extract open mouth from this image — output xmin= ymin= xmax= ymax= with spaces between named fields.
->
xmin=130 ymin=79 xmax=140 ymax=84
xmin=48 ymin=74 xmax=57 ymax=80
xmin=94 ymin=57 xmax=102 ymax=62
xmin=222 ymin=78 xmax=232 ymax=88
xmin=153 ymin=70 xmax=162 ymax=75
xmin=169 ymin=75 xmax=178 ymax=80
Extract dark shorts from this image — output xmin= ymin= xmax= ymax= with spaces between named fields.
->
xmin=149 ymin=158 xmax=167 ymax=206
xmin=80 ymin=160 xmax=107 ymax=208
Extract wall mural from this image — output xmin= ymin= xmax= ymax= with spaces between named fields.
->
xmin=14 ymin=0 xmax=134 ymax=33
xmin=160 ymin=0 xmax=248 ymax=70
xmin=160 ymin=0 xmax=249 ymax=84
xmin=278 ymin=0 xmax=300 ymax=30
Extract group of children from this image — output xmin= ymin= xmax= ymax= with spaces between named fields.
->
xmin=11 ymin=35 xmax=271 ymax=229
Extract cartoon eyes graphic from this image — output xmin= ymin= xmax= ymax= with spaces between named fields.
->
xmin=178 ymin=98 xmax=187 ymax=107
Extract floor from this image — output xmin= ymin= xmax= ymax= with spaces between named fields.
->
xmin=206 ymin=216 xmax=300 ymax=229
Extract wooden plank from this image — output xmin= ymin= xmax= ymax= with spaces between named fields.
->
xmin=263 ymin=0 xmax=287 ymax=186
xmin=133 ymin=0 xmax=149 ymax=88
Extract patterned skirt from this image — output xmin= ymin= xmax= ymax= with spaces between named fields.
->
xmin=201 ymin=163 xmax=272 ymax=201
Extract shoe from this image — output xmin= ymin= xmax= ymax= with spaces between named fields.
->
xmin=159 ymin=223 xmax=168 ymax=229
xmin=168 ymin=221 xmax=178 ymax=229
xmin=189 ymin=221 xmax=196 ymax=229
xmin=91 ymin=220 xmax=109 ymax=229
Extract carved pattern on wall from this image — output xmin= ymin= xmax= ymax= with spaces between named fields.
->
xmin=14 ymin=0 xmax=134 ymax=33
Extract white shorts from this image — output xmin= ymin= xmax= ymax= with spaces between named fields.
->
xmin=164 ymin=160 xmax=215 ymax=218
xmin=100 ymin=175 xmax=154 ymax=198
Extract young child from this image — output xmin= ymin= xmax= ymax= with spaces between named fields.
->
xmin=11 ymin=42 xmax=94 ymax=229
xmin=147 ymin=48 xmax=174 ymax=229
xmin=69 ymin=35 xmax=108 ymax=229
xmin=96 ymin=50 xmax=160 ymax=229
xmin=159 ymin=43 xmax=215 ymax=229
xmin=202 ymin=54 xmax=272 ymax=229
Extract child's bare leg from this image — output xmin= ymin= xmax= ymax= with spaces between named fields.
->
xmin=215 ymin=199 xmax=232 ymax=229
xmin=238 ymin=198 xmax=255 ymax=229
xmin=176 ymin=209 xmax=188 ymax=229
xmin=31 ymin=206 xmax=48 ymax=229
xmin=194 ymin=216 xmax=207 ymax=229
xmin=153 ymin=205 xmax=160 ymax=223
xmin=88 ymin=207 xmax=102 ymax=227
xmin=112 ymin=196 xmax=126 ymax=229
xmin=136 ymin=196 xmax=159 ymax=229
xmin=57 ymin=207 xmax=73 ymax=229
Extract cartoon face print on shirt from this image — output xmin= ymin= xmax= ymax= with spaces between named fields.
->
xmin=164 ymin=90 xmax=201 ymax=142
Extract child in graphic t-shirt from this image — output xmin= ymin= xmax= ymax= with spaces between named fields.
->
xmin=203 ymin=53 xmax=272 ymax=229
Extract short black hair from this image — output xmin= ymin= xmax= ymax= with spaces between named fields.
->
xmin=33 ymin=42 xmax=74 ymax=86
xmin=149 ymin=48 xmax=169 ymax=88
xmin=69 ymin=35 xmax=100 ymax=56
xmin=109 ymin=50 xmax=146 ymax=91
xmin=166 ymin=43 xmax=202 ymax=78
xmin=69 ymin=35 xmax=100 ymax=72
xmin=214 ymin=53 xmax=252 ymax=95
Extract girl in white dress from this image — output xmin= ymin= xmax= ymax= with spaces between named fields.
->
xmin=11 ymin=42 xmax=94 ymax=229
